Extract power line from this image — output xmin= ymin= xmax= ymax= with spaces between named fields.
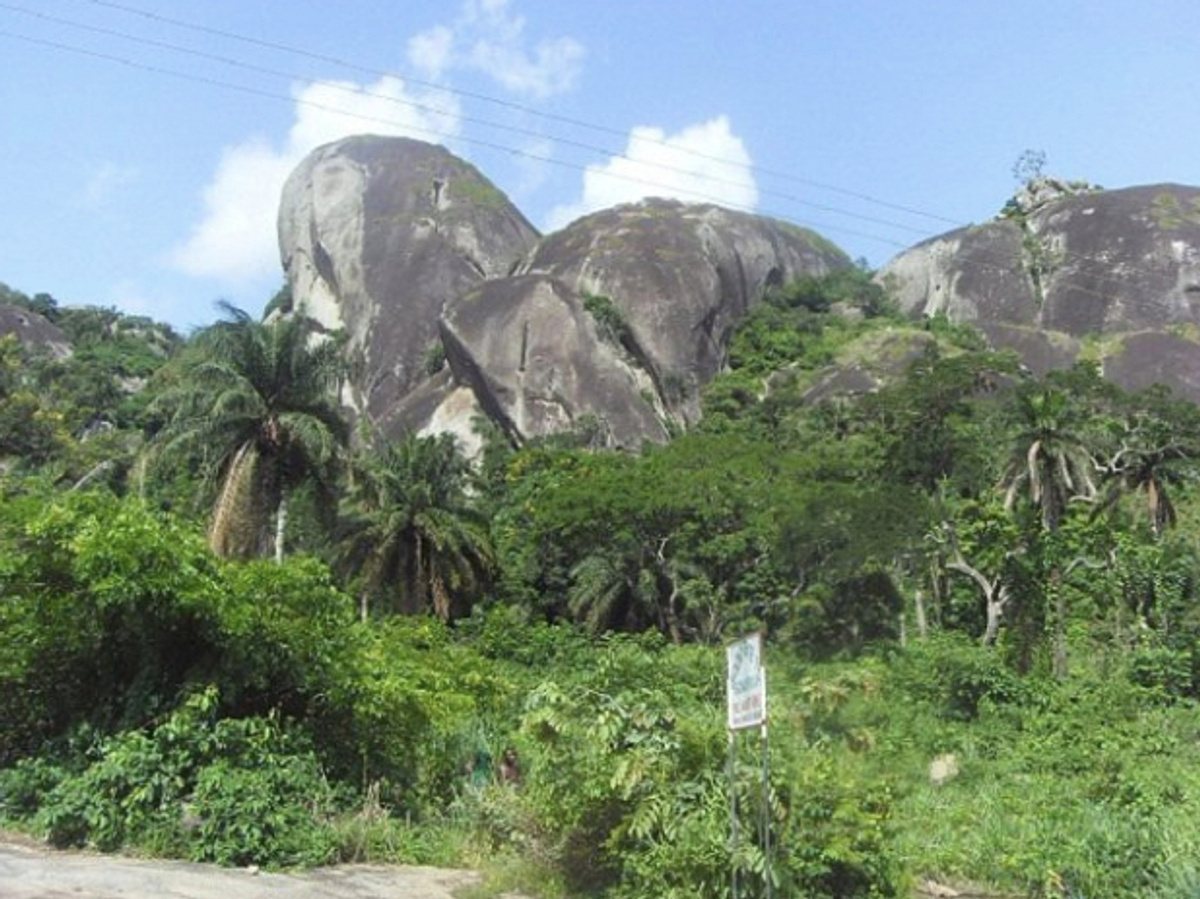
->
xmin=71 ymin=0 xmax=963 ymax=228
xmin=0 ymin=25 xmax=911 ymax=250
xmin=3 ymin=6 xmax=1189 ymax=316
xmin=0 ymin=2 xmax=933 ymax=237
xmin=65 ymin=0 xmax=1182 ymax=289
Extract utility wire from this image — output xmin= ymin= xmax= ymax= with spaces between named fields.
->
xmin=0 ymin=2 xmax=933 ymax=236
xmin=2 ymin=9 xmax=1190 ymax=313
xmin=0 ymin=25 xmax=910 ymax=249
xmin=72 ymin=0 xmax=963 ymax=227
xmin=57 ymin=0 xmax=1185 ymax=290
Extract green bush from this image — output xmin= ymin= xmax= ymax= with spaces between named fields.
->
xmin=504 ymin=638 xmax=901 ymax=898
xmin=890 ymin=634 xmax=1030 ymax=721
xmin=1128 ymin=645 xmax=1194 ymax=699
xmin=19 ymin=689 xmax=341 ymax=867
xmin=190 ymin=754 xmax=339 ymax=868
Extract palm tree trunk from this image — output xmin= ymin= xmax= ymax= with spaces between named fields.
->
xmin=275 ymin=493 xmax=288 ymax=565
xmin=914 ymin=588 xmax=928 ymax=640
xmin=432 ymin=571 xmax=451 ymax=622
xmin=1050 ymin=567 xmax=1067 ymax=680
xmin=416 ymin=530 xmax=427 ymax=614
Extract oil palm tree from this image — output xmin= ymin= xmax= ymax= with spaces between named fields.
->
xmin=1001 ymin=385 xmax=1097 ymax=530
xmin=1000 ymin=384 xmax=1097 ymax=677
xmin=1093 ymin=400 xmax=1199 ymax=538
xmin=151 ymin=304 xmax=347 ymax=562
xmin=336 ymin=433 xmax=493 ymax=621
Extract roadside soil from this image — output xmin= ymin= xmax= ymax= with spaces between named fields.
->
xmin=0 ymin=830 xmax=509 ymax=899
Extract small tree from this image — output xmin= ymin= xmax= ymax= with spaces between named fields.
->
xmin=149 ymin=304 xmax=347 ymax=562
xmin=336 ymin=433 xmax=493 ymax=621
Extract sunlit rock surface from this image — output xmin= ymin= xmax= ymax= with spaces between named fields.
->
xmin=879 ymin=183 xmax=1200 ymax=400
xmin=280 ymin=137 xmax=851 ymax=447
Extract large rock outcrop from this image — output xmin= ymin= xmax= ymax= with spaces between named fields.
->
xmin=0 ymin=303 xmax=71 ymax=359
xmin=879 ymin=182 xmax=1200 ymax=400
xmin=441 ymin=274 xmax=668 ymax=446
xmin=437 ymin=201 xmax=849 ymax=445
xmin=520 ymin=199 xmax=848 ymax=424
xmin=280 ymin=136 xmax=850 ymax=447
xmin=278 ymin=135 xmax=540 ymax=421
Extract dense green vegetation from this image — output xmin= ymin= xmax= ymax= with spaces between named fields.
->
xmin=5 ymin=272 xmax=1200 ymax=897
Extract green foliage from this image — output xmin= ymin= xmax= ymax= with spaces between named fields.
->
xmin=0 ymin=489 xmax=219 ymax=758
xmin=4 ymin=689 xmax=341 ymax=867
xmin=505 ymin=638 xmax=901 ymax=897
xmin=857 ymin=345 xmax=1018 ymax=492
xmin=0 ymin=282 xmax=59 ymax=320
xmin=146 ymin=304 xmax=348 ymax=560
xmin=726 ymin=302 xmax=829 ymax=376
xmin=924 ymin=312 xmax=989 ymax=351
xmin=767 ymin=267 xmax=894 ymax=318
xmin=0 ymin=295 xmax=181 ymax=481
xmin=583 ymin=293 xmax=633 ymax=349
xmin=10 ymin=264 xmax=1200 ymax=898
xmin=886 ymin=663 xmax=1200 ymax=898
xmin=422 ymin=339 xmax=447 ymax=375
xmin=263 ymin=282 xmax=294 ymax=318
xmin=497 ymin=433 xmax=788 ymax=640
xmin=336 ymin=432 xmax=494 ymax=620
xmin=889 ymin=633 xmax=1029 ymax=720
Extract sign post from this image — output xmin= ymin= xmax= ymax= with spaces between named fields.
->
xmin=726 ymin=633 xmax=771 ymax=898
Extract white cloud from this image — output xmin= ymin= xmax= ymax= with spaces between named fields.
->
xmin=545 ymin=115 xmax=758 ymax=232
xmin=170 ymin=76 xmax=461 ymax=285
xmin=407 ymin=25 xmax=455 ymax=79
xmin=174 ymin=1 xmax=579 ymax=287
xmin=408 ymin=0 xmax=584 ymax=99
xmin=84 ymin=162 xmax=138 ymax=208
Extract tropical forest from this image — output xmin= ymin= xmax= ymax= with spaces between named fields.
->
xmin=4 ymin=264 xmax=1200 ymax=899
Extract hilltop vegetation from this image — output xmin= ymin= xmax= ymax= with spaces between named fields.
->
xmin=4 ymin=271 xmax=1200 ymax=897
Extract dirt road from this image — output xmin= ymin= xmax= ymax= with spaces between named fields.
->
xmin=0 ymin=833 xmax=490 ymax=899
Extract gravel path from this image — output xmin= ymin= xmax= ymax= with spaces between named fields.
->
xmin=0 ymin=833 xmax=494 ymax=899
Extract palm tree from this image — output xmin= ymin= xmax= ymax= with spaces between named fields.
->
xmin=1001 ymin=386 xmax=1097 ymax=530
xmin=1093 ymin=401 xmax=1198 ymax=538
xmin=336 ymin=433 xmax=494 ymax=621
xmin=567 ymin=538 xmax=699 ymax=643
xmin=151 ymin=304 xmax=348 ymax=562
xmin=1000 ymin=384 xmax=1097 ymax=677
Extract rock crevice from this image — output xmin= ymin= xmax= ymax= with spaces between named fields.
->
xmin=279 ymin=137 xmax=849 ymax=447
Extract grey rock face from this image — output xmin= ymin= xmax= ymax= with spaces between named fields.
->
xmin=525 ymin=199 xmax=850 ymax=424
xmin=278 ymin=135 xmax=540 ymax=421
xmin=879 ymin=184 xmax=1200 ymax=399
xmin=0 ymin=303 xmax=71 ymax=359
xmin=441 ymin=275 xmax=668 ymax=447
xmin=280 ymin=137 xmax=850 ymax=447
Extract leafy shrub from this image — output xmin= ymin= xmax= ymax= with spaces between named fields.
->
xmin=890 ymin=634 xmax=1029 ymax=721
xmin=1127 ymin=645 xmax=1194 ymax=699
xmin=22 ymin=689 xmax=341 ymax=867
xmin=506 ymin=638 xmax=901 ymax=898
xmin=0 ymin=755 xmax=70 ymax=821
xmin=190 ymin=754 xmax=339 ymax=867
xmin=0 ymin=490 xmax=220 ymax=759
xmin=583 ymin=294 xmax=633 ymax=349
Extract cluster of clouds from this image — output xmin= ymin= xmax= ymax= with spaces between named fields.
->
xmin=544 ymin=116 xmax=757 ymax=232
xmin=170 ymin=74 xmax=460 ymax=283
xmin=406 ymin=0 xmax=585 ymax=100
xmin=171 ymin=0 xmax=758 ymax=288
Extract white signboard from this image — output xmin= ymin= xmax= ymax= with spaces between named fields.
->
xmin=726 ymin=633 xmax=766 ymax=730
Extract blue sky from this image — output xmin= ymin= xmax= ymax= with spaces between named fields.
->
xmin=3 ymin=0 xmax=1199 ymax=331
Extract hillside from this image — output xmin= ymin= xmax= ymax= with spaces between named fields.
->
xmin=879 ymin=179 xmax=1200 ymax=402
xmin=5 ymin=167 xmax=1200 ymax=897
